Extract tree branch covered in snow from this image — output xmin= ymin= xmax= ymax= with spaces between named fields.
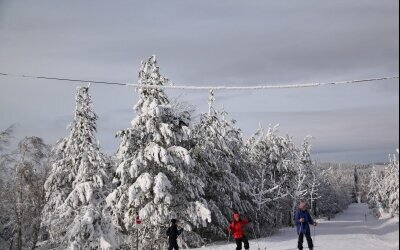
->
xmin=0 ymin=125 xmax=14 ymax=152
xmin=0 ymin=136 xmax=51 ymax=249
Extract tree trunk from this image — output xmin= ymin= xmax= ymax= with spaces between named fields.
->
xmin=16 ymin=179 xmax=23 ymax=250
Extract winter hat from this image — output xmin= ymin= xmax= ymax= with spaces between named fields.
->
xmin=299 ymin=201 xmax=307 ymax=210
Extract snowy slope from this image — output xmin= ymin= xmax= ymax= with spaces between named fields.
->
xmin=194 ymin=203 xmax=399 ymax=250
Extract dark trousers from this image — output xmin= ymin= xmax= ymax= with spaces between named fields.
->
xmin=168 ymin=238 xmax=179 ymax=250
xmin=235 ymin=235 xmax=249 ymax=250
xmin=298 ymin=231 xmax=313 ymax=249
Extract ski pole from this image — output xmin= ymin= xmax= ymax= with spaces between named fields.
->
xmin=180 ymin=229 xmax=187 ymax=250
xmin=313 ymin=223 xmax=316 ymax=246
xmin=251 ymin=223 xmax=260 ymax=250
xmin=226 ymin=230 xmax=231 ymax=250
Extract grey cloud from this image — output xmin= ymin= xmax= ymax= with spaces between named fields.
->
xmin=0 ymin=0 xmax=398 ymax=162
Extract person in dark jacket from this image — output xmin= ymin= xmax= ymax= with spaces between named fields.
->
xmin=228 ymin=211 xmax=251 ymax=250
xmin=294 ymin=201 xmax=317 ymax=250
xmin=167 ymin=219 xmax=183 ymax=250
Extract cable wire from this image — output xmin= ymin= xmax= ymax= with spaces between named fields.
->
xmin=0 ymin=72 xmax=398 ymax=91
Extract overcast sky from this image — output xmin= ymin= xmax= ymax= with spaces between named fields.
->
xmin=0 ymin=0 xmax=398 ymax=163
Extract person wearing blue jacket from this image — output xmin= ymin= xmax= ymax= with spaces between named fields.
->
xmin=294 ymin=201 xmax=317 ymax=250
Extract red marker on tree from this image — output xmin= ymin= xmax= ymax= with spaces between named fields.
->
xmin=135 ymin=214 xmax=141 ymax=250
xmin=135 ymin=215 xmax=142 ymax=224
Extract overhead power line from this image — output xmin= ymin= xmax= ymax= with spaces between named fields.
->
xmin=0 ymin=72 xmax=127 ymax=86
xmin=0 ymin=72 xmax=398 ymax=91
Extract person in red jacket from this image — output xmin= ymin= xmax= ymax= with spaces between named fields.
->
xmin=228 ymin=211 xmax=250 ymax=250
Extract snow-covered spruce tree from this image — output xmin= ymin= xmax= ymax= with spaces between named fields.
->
xmin=316 ymin=164 xmax=354 ymax=217
xmin=247 ymin=125 xmax=297 ymax=232
xmin=354 ymin=165 xmax=373 ymax=203
xmin=42 ymin=86 xmax=113 ymax=249
xmin=190 ymin=90 xmax=255 ymax=241
xmin=382 ymin=152 xmax=399 ymax=216
xmin=367 ymin=166 xmax=384 ymax=214
xmin=106 ymin=56 xmax=211 ymax=249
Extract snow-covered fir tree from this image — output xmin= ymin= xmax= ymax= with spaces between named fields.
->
xmin=190 ymin=90 xmax=254 ymax=240
xmin=382 ymin=151 xmax=399 ymax=216
xmin=316 ymin=164 xmax=354 ymax=217
xmin=218 ymin=105 xmax=253 ymax=186
xmin=353 ymin=165 xmax=371 ymax=203
xmin=106 ymin=56 xmax=211 ymax=249
xmin=367 ymin=151 xmax=399 ymax=217
xmin=42 ymin=86 xmax=113 ymax=249
xmin=367 ymin=166 xmax=384 ymax=213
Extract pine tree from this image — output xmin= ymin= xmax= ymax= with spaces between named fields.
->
xmin=42 ymin=86 xmax=112 ymax=249
xmin=366 ymin=151 xmax=399 ymax=217
xmin=314 ymin=168 xmax=339 ymax=217
xmin=106 ymin=56 xmax=211 ymax=249
xmin=190 ymin=90 xmax=254 ymax=240
xmin=317 ymin=164 xmax=354 ymax=217
xmin=367 ymin=166 xmax=384 ymax=213
xmin=382 ymin=152 xmax=399 ymax=216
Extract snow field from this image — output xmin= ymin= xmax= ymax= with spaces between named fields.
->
xmin=194 ymin=204 xmax=399 ymax=250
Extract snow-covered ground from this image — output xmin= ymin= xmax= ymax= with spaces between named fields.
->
xmin=194 ymin=203 xmax=399 ymax=250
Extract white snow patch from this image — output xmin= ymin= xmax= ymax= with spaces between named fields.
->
xmin=153 ymin=172 xmax=172 ymax=204
xmin=194 ymin=204 xmax=399 ymax=250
